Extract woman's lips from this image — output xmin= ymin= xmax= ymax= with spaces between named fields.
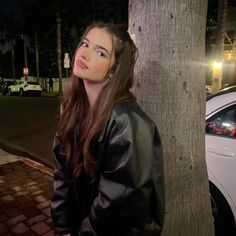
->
xmin=76 ymin=59 xmax=88 ymax=69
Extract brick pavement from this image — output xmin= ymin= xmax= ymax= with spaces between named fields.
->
xmin=0 ymin=149 xmax=54 ymax=235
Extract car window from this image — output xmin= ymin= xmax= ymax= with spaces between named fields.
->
xmin=206 ymin=105 xmax=236 ymax=139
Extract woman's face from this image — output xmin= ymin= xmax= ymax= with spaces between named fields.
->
xmin=73 ymin=27 xmax=115 ymax=84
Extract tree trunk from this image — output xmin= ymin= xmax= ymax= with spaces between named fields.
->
xmin=23 ymin=35 xmax=28 ymax=80
xmin=129 ymin=1 xmax=214 ymax=235
xmin=35 ymin=33 xmax=40 ymax=82
xmin=11 ymin=46 xmax=16 ymax=81
xmin=56 ymin=11 xmax=63 ymax=95
xmin=212 ymin=0 xmax=228 ymax=92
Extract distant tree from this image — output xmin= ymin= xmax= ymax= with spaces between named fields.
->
xmin=0 ymin=11 xmax=19 ymax=80
xmin=18 ymin=0 xmax=56 ymax=81
xmin=212 ymin=0 xmax=228 ymax=92
xmin=129 ymin=0 xmax=215 ymax=235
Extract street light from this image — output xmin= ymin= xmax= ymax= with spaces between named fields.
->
xmin=212 ymin=61 xmax=222 ymax=70
xmin=210 ymin=60 xmax=223 ymax=93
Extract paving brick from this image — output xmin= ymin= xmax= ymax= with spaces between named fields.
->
xmin=31 ymin=222 xmax=51 ymax=234
xmin=24 ymin=207 xmax=41 ymax=218
xmin=0 ymin=186 xmax=7 ymax=192
xmin=2 ymin=233 xmax=13 ymax=236
xmin=42 ymin=207 xmax=51 ymax=217
xmin=27 ymin=185 xmax=40 ymax=193
xmin=14 ymin=191 xmax=28 ymax=196
xmin=0 ymin=214 xmax=8 ymax=222
xmin=15 ymin=195 xmax=32 ymax=204
xmin=45 ymin=218 xmax=53 ymax=228
xmin=1 ymin=195 xmax=15 ymax=202
xmin=18 ymin=201 xmax=37 ymax=210
xmin=36 ymin=200 xmax=50 ymax=210
xmin=30 ymin=172 xmax=43 ymax=178
xmin=11 ymin=222 xmax=29 ymax=234
xmin=42 ymin=230 xmax=54 ymax=236
xmin=8 ymin=181 xmax=21 ymax=187
xmin=0 ymin=201 xmax=17 ymax=210
xmin=32 ymin=190 xmax=43 ymax=195
xmin=35 ymin=195 xmax=47 ymax=203
xmin=12 ymin=186 xmax=24 ymax=192
xmin=44 ymin=175 xmax=53 ymax=181
xmin=0 ymin=157 xmax=54 ymax=235
xmin=1 ymin=191 xmax=16 ymax=198
xmin=24 ymin=182 xmax=38 ymax=187
xmin=6 ymin=214 xmax=27 ymax=226
xmin=36 ymin=181 xmax=50 ymax=187
xmin=20 ymin=231 xmax=37 ymax=236
xmin=27 ymin=214 xmax=47 ymax=226
xmin=4 ymin=207 xmax=21 ymax=218
xmin=0 ymin=222 xmax=9 ymax=233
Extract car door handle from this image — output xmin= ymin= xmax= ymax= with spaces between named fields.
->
xmin=207 ymin=146 xmax=234 ymax=157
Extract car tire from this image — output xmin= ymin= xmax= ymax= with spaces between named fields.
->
xmin=19 ymin=88 xmax=24 ymax=97
xmin=210 ymin=182 xmax=235 ymax=236
xmin=8 ymin=89 xmax=12 ymax=96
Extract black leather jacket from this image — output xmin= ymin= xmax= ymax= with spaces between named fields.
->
xmin=51 ymin=101 xmax=165 ymax=236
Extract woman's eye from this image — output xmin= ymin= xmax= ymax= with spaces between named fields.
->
xmin=81 ymin=42 xmax=88 ymax=47
xmin=97 ymin=51 xmax=106 ymax=57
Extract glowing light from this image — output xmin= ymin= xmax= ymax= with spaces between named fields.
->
xmin=212 ymin=61 xmax=222 ymax=70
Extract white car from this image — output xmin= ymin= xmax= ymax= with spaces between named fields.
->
xmin=8 ymin=80 xmax=42 ymax=96
xmin=206 ymin=86 xmax=236 ymax=235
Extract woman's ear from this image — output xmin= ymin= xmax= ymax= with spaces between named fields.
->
xmin=108 ymin=71 xmax=114 ymax=80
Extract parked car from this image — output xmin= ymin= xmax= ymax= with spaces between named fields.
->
xmin=206 ymin=85 xmax=236 ymax=235
xmin=0 ymin=80 xmax=15 ymax=95
xmin=8 ymin=80 xmax=42 ymax=96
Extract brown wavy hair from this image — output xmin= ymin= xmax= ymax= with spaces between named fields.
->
xmin=57 ymin=22 xmax=138 ymax=180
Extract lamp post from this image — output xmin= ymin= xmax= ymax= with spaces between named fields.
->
xmin=211 ymin=61 xmax=223 ymax=93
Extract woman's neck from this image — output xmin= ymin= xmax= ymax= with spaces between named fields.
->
xmin=83 ymin=79 xmax=107 ymax=108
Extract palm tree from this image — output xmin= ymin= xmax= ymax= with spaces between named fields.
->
xmin=0 ymin=11 xmax=18 ymax=80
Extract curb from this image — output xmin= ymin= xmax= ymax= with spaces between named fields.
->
xmin=0 ymin=137 xmax=54 ymax=169
xmin=18 ymin=156 xmax=54 ymax=176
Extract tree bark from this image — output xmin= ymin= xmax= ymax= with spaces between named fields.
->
xmin=129 ymin=1 xmax=214 ymax=235
xmin=56 ymin=11 xmax=63 ymax=95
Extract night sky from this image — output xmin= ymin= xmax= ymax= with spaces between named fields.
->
xmin=0 ymin=0 xmax=18 ymax=15
xmin=1 ymin=0 xmax=235 ymax=19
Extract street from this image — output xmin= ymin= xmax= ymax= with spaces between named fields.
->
xmin=0 ymin=95 xmax=60 ymax=167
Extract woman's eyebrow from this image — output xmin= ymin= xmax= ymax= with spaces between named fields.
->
xmin=84 ymin=37 xmax=89 ymax=42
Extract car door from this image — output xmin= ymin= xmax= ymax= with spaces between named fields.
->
xmin=12 ymin=81 xmax=21 ymax=92
xmin=16 ymin=81 xmax=24 ymax=92
xmin=206 ymin=103 xmax=236 ymax=211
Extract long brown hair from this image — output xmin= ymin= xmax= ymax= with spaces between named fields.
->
xmin=58 ymin=22 xmax=138 ymax=180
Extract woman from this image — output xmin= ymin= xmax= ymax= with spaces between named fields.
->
xmin=51 ymin=22 xmax=165 ymax=236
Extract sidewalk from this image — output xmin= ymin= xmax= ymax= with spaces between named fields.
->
xmin=0 ymin=149 xmax=54 ymax=235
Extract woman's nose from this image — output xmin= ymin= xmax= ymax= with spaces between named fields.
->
xmin=80 ymin=49 xmax=90 ymax=61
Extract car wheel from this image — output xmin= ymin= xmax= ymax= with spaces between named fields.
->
xmin=210 ymin=182 xmax=235 ymax=236
xmin=19 ymin=88 xmax=24 ymax=96
xmin=8 ymin=89 xmax=12 ymax=96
